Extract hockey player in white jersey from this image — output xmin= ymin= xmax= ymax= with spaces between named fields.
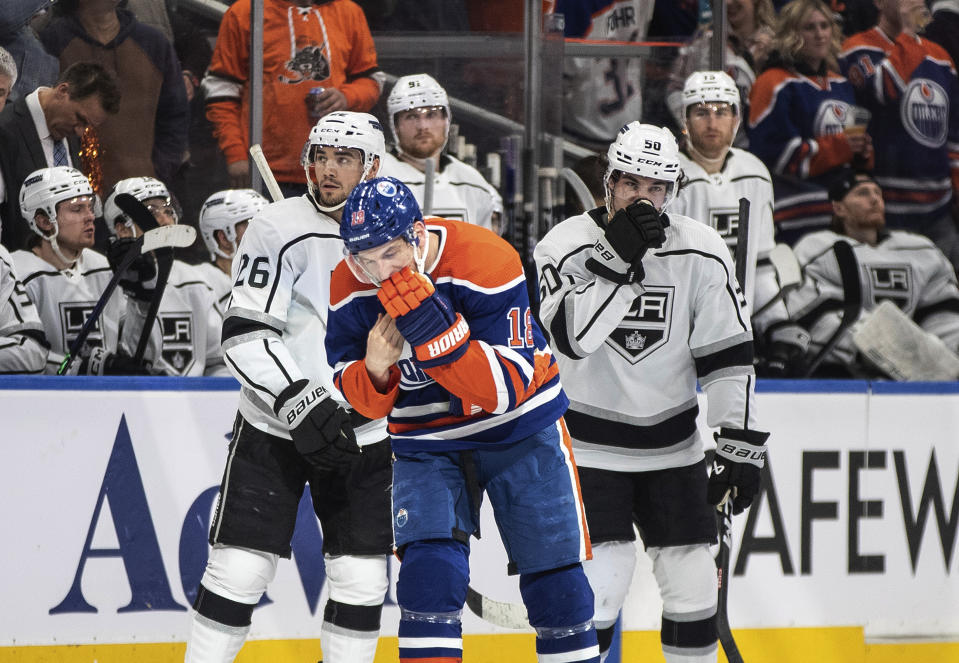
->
xmin=789 ymin=169 xmax=959 ymax=375
xmin=13 ymin=166 xmax=158 ymax=374
xmin=379 ymin=73 xmax=503 ymax=231
xmin=103 ymin=177 xmax=229 ymax=377
xmin=0 ymin=238 xmax=48 ymax=373
xmin=534 ymin=123 xmax=770 ymax=663
xmin=671 ymin=71 xmax=810 ymax=376
xmin=196 ymin=188 xmax=268 ymax=311
xmin=184 ymin=111 xmax=393 ymax=663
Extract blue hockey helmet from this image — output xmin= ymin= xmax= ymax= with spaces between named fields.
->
xmin=340 ymin=177 xmax=423 ymax=254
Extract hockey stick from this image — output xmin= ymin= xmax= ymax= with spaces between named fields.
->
xmin=56 ymin=224 xmax=196 ymax=374
xmin=422 ymin=155 xmax=435 ymax=216
xmin=715 ymin=497 xmax=745 ymax=663
xmin=802 ymin=240 xmax=862 ymax=377
xmin=113 ymin=194 xmax=180 ymax=363
xmin=465 ymin=586 xmax=529 ymax=630
xmin=734 ymin=197 xmax=750 ymax=303
xmin=250 ymin=144 xmax=283 ymax=203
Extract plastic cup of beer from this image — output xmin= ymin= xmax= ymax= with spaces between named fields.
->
xmin=845 ymin=106 xmax=871 ymax=136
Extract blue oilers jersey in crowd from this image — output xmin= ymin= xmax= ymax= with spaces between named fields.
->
xmin=748 ymin=60 xmax=859 ymax=243
xmin=840 ymin=28 xmax=959 ymax=227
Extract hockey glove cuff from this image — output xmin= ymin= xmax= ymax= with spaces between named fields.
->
xmin=708 ymin=427 xmax=770 ymax=515
xmin=275 ymin=379 xmax=360 ymax=472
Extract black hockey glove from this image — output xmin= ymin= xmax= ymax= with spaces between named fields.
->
xmin=585 ymin=200 xmax=666 ymax=284
xmin=707 ymin=427 xmax=770 ymax=515
xmin=275 ymin=379 xmax=360 ymax=472
xmin=79 ymin=347 xmax=153 ymax=375
xmin=106 ymin=236 xmax=158 ymax=302
xmin=757 ymin=323 xmax=811 ymax=378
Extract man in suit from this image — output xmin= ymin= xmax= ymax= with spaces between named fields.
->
xmin=0 ymin=61 xmax=120 ymax=251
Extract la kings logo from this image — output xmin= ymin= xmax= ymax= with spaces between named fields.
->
xmin=868 ymin=264 xmax=912 ymax=309
xmin=160 ymin=312 xmax=195 ymax=375
xmin=606 ymin=286 xmax=674 ymax=364
xmin=710 ymin=207 xmax=740 ymax=248
xmin=61 ymin=301 xmax=103 ymax=350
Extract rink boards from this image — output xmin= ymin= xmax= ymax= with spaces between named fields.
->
xmin=0 ymin=376 xmax=957 ymax=663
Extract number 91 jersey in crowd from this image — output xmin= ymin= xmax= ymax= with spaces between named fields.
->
xmin=221 ymin=195 xmax=387 ymax=443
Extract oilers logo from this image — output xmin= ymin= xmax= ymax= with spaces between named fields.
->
xmin=901 ymin=79 xmax=948 ymax=149
xmin=813 ymin=100 xmax=851 ymax=137
xmin=607 ymin=286 xmax=674 ymax=363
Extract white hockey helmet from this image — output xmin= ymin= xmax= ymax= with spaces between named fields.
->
xmin=386 ymin=73 xmax=451 ymax=148
xmin=104 ymin=176 xmax=176 ymax=236
xmin=301 ymin=111 xmax=386 ymax=213
xmin=605 ymin=123 xmax=682 ymax=211
xmin=681 ymin=70 xmax=741 ymax=116
xmin=19 ymin=166 xmax=95 ymax=239
xmin=199 ymin=188 xmax=268 ymax=259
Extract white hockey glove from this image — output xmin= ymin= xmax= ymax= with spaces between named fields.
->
xmin=274 ymin=379 xmax=360 ymax=471
xmin=707 ymin=427 xmax=770 ymax=515
xmin=585 ymin=200 xmax=666 ymax=285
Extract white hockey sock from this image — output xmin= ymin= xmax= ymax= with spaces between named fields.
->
xmin=184 ymin=612 xmax=249 ymax=663
xmin=320 ymin=621 xmax=379 ymax=663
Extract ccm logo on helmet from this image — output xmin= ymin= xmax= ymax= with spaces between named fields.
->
xmin=351 ymin=210 xmax=366 ymax=226
xmin=427 ymin=316 xmax=469 ymax=358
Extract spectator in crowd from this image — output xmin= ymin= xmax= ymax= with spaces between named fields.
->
xmin=103 ymin=177 xmax=229 ymax=377
xmin=924 ymin=0 xmax=959 ymax=66
xmin=672 ymin=70 xmax=810 ymax=376
xmin=196 ymin=188 xmax=268 ymax=310
xmin=748 ymin=0 xmax=870 ymax=244
xmin=0 ymin=225 xmax=47 ymax=374
xmin=549 ymin=1 xmax=654 ymax=150
xmin=201 ymin=0 xmax=382 ymax=196
xmin=666 ymin=0 xmax=777 ymax=146
xmin=0 ymin=61 xmax=120 ymax=252
xmin=0 ymin=46 xmax=16 ymax=113
xmin=13 ymin=166 xmax=158 ymax=375
xmin=379 ymin=74 xmax=503 ymax=232
xmin=840 ymin=0 xmax=959 ymax=271
xmin=0 ymin=0 xmax=59 ymax=105
xmin=39 ymin=0 xmax=189 ymax=194
xmin=788 ymin=169 xmax=959 ymax=377
xmin=834 ymin=0 xmax=880 ymax=37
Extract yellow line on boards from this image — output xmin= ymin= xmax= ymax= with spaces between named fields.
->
xmin=1 ymin=629 xmax=956 ymax=662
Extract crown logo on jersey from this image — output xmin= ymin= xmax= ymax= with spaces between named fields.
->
xmin=624 ymin=330 xmax=647 ymax=350
xmin=351 ymin=210 xmax=365 ymax=226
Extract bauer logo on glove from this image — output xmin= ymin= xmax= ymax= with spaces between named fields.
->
xmin=284 ymin=383 xmax=330 ymax=426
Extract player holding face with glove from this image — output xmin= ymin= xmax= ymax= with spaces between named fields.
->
xmin=184 ymin=112 xmax=393 ymax=663
xmin=534 ymin=122 xmax=770 ymax=663
xmin=327 ymin=177 xmax=600 ymax=663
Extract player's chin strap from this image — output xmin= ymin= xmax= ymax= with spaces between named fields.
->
xmin=48 ymin=234 xmax=78 ymax=273
xmin=304 ymin=158 xmax=378 ymax=214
